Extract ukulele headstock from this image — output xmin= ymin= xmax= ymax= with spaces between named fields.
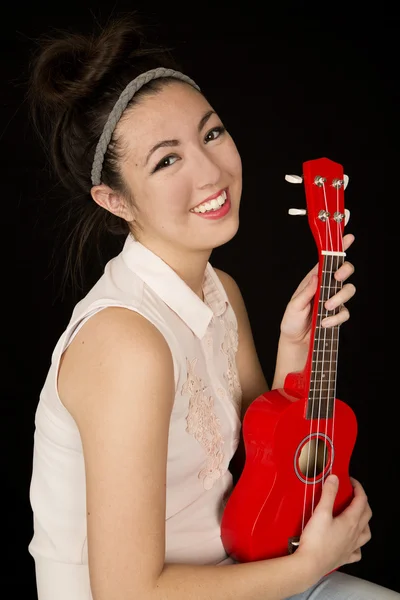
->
xmin=286 ymin=157 xmax=349 ymax=255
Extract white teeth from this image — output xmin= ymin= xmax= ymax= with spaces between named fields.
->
xmin=191 ymin=190 xmax=227 ymax=213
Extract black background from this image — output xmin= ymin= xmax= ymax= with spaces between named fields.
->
xmin=3 ymin=2 xmax=394 ymax=597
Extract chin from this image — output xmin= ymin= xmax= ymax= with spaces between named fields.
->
xmin=199 ymin=214 xmax=240 ymax=251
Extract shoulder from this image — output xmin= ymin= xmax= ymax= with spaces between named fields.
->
xmin=67 ymin=306 xmax=171 ymax=364
xmin=58 ymin=306 xmax=174 ymax=417
xmin=213 ymin=268 xmax=247 ymax=314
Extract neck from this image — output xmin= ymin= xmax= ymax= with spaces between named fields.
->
xmin=133 ymin=233 xmax=211 ymax=300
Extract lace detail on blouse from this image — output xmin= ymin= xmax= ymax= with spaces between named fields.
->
xmin=220 ymin=317 xmax=242 ymax=413
xmin=182 ymin=358 xmax=224 ymax=490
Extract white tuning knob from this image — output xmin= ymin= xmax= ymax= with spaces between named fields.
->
xmin=344 ymin=174 xmax=349 ymax=189
xmin=288 ymin=208 xmax=307 ymax=216
xmin=285 ymin=174 xmax=303 ymax=184
xmin=345 ymin=209 xmax=350 ymax=225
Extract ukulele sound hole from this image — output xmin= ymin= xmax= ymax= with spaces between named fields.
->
xmin=298 ymin=437 xmax=329 ymax=479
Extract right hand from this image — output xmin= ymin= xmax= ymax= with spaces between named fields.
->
xmin=296 ymin=474 xmax=372 ymax=578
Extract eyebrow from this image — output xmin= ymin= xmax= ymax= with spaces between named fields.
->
xmin=144 ymin=110 xmax=216 ymax=166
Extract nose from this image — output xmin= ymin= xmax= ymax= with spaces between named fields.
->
xmin=191 ymin=145 xmax=222 ymax=190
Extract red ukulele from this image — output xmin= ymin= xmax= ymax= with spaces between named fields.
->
xmin=221 ymin=157 xmax=357 ymax=562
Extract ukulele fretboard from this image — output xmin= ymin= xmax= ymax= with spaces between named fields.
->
xmin=306 ymin=254 xmax=343 ymax=420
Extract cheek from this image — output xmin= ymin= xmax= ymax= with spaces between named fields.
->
xmin=223 ymin=139 xmax=242 ymax=175
xmin=145 ymin=180 xmax=191 ymax=219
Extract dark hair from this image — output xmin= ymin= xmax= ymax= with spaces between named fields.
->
xmin=27 ymin=14 xmax=183 ymax=297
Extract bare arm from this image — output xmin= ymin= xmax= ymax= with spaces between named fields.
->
xmin=58 ymin=306 xmax=316 ymax=600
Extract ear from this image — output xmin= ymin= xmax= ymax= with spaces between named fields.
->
xmin=91 ymin=184 xmax=135 ymax=222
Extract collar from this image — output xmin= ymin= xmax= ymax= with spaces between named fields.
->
xmin=121 ymin=234 xmax=228 ymax=339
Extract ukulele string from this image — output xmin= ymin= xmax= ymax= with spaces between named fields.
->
xmin=329 ymin=182 xmax=345 ymax=475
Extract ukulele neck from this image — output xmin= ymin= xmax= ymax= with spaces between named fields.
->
xmin=306 ymin=251 xmax=344 ymax=420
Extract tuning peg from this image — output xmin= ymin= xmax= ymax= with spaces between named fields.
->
xmin=285 ymin=174 xmax=303 ymax=184
xmin=344 ymin=174 xmax=349 ymax=189
xmin=288 ymin=208 xmax=307 ymax=216
xmin=345 ymin=209 xmax=350 ymax=225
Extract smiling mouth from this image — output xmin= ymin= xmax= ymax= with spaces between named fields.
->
xmin=190 ymin=190 xmax=227 ymax=214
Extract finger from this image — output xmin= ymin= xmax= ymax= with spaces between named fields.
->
xmin=359 ymin=505 xmax=373 ymax=531
xmin=325 ymin=283 xmax=356 ymax=311
xmin=349 ymin=478 xmax=371 ymax=520
xmin=358 ymin=524 xmax=372 ymax=548
xmin=324 ymin=283 xmax=356 ymax=316
xmin=350 ymin=477 xmax=362 ymax=490
xmin=291 ymin=264 xmax=319 ymax=299
xmin=334 ymin=261 xmax=355 ymax=282
xmin=321 ymin=306 xmax=350 ymax=328
xmin=315 ymin=474 xmax=339 ymax=513
xmin=349 ymin=548 xmax=362 ymax=563
xmin=343 ymin=233 xmax=355 ymax=252
xmin=290 ymin=274 xmax=319 ymax=312
xmin=349 ymin=477 xmax=367 ymax=498
xmin=341 ymin=483 xmax=369 ymax=521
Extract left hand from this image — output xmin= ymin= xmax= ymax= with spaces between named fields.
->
xmin=280 ymin=233 xmax=356 ymax=345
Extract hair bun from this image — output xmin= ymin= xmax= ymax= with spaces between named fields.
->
xmin=29 ymin=17 xmax=147 ymax=110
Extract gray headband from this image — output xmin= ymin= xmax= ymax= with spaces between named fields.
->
xmin=91 ymin=67 xmax=200 ymax=186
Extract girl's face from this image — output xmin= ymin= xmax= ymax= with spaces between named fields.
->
xmin=116 ymin=81 xmax=242 ymax=257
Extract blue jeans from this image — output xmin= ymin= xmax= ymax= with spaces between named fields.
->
xmin=288 ymin=571 xmax=399 ymax=599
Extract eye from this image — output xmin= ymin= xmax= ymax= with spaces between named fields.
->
xmin=204 ymin=125 xmax=226 ymax=143
xmin=153 ymin=154 xmax=179 ymax=173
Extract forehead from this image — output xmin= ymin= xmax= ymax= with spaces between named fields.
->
xmin=117 ymin=81 xmax=213 ymax=153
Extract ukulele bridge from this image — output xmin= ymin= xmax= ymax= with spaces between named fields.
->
xmin=288 ymin=536 xmax=300 ymax=554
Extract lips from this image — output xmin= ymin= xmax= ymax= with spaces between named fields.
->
xmin=189 ymin=190 xmax=231 ymax=220
xmin=190 ymin=188 xmax=227 ymax=211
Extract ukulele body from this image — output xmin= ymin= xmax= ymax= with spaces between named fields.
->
xmin=220 ymin=383 xmax=357 ymax=562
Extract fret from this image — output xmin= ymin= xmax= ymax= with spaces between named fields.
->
xmin=312 ymin=343 xmax=339 ymax=353
xmin=310 ymin=380 xmax=337 ymax=384
xmin=306 ymin=397 xmax=335 ymax=404
xmin=312 ymin=369 xmax=337 ymax=373
xmin=310 ymin=372 xmax=338 ymax=378
xmin=312 ymin=346 xmax=338 ymax=353
xmin=312 ymin=329 xmax=339 ymax=336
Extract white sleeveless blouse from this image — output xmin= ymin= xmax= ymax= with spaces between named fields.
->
xmin=28 ymin=234 xmax=241 ymax=599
